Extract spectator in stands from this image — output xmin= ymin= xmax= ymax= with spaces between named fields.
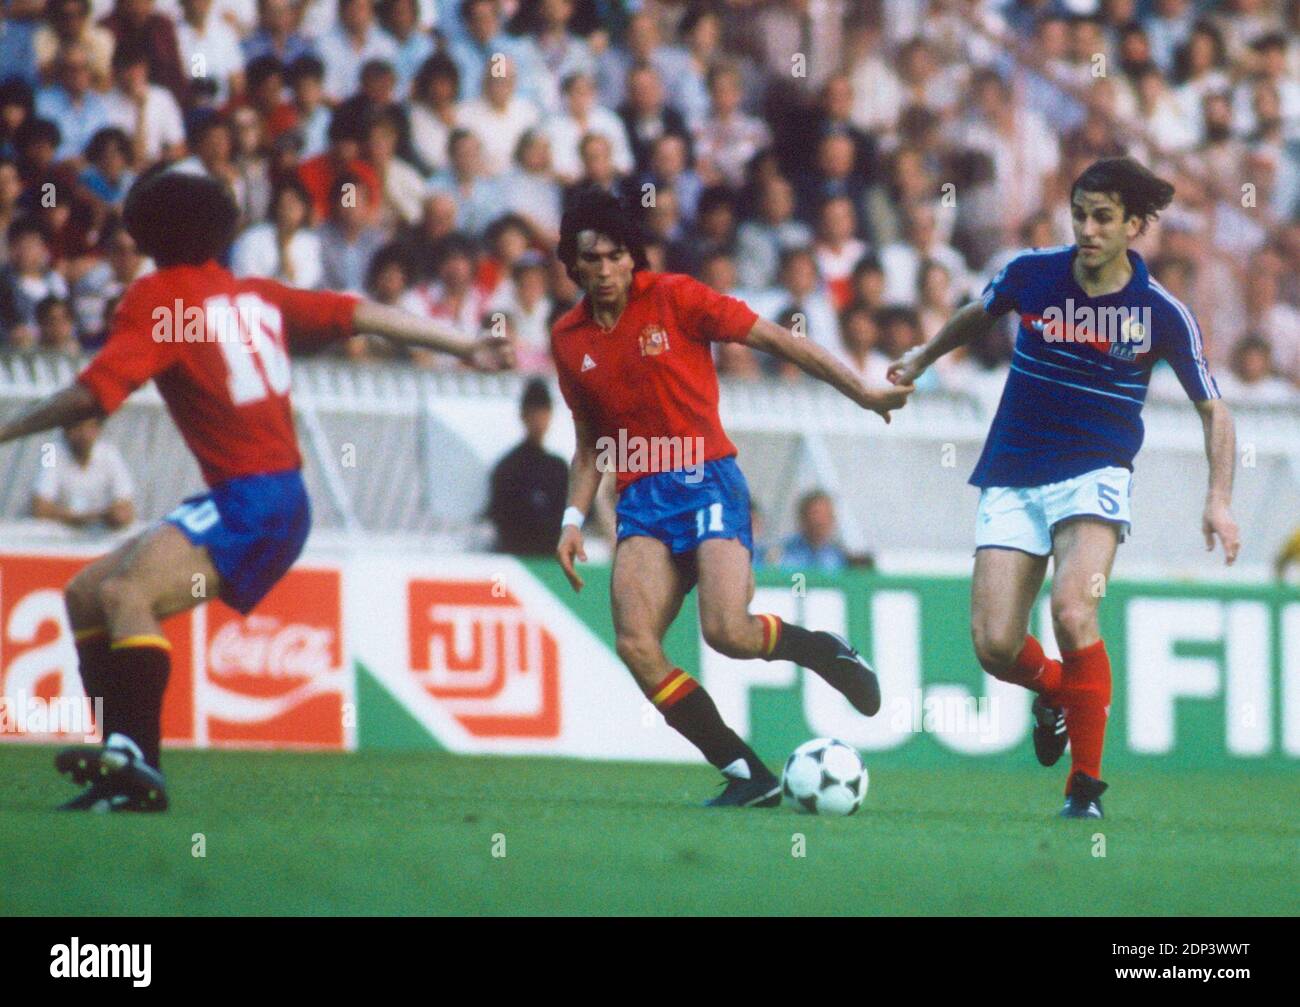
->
xmin=243 ymin=0 xmax=315 ymax=66
xmin=34 ymin=0 xmax=115 ymax=90
xmin=814 ymin=195 xmax=868 ymax=311
xmin=408 ymin=231 xmax=487 ymax=345
xmin=176 ymin=0 xmax=246 ymax=104
xmin=528 ymin=0 xmax=594 ymax=111
xmin=102 ymin=41 xmax=187 ymax=167
xmin=0 ymin=81 xmax=36 ymax=164
xmin=1217 ymin=334 xmax=1295 ymax=403
xmin=380 ymin=0 xmax=435 ymax=98
xmin=734 ymin=173 xmax=812 ymax=292
xmin=318 ymin=0 xmax=398 ymax=103
xmin=486 ymin=377 xmax=568 ymax=556
xmin=759 ymin=246 xmax=840 ymax=358
xmin=35 ymin=42 xmax=111 ymax=163
xmin=1241 ymin=248 xmax=1300 ymax=383
xmin=693 ymin=60 xmax=770 ymax=191
xmin=76 ymin=127 xmax=136 ymax=226
xmin=487 ymin=249 xmax=551 ymax=372
xmin=31 ymin=416 xmax=135 ymax=529
xmin=99 ymin=0 xmax=187 ymax=104
xmin=493 ymin=129 xmax=561 ymax=246
xmin=880 ymin=201 xmax=971 ymax=308
xmin=458 ymin=56 xmax=541 ymax=179
xmin=366 ymin=105 xmax=426 ymax=228
xmin=319 ymin=172 xmax=387 ymax=293
xmin=774 ymin=489 xmax=849 ymax=573
xmin=618 ymin=63 xmax=689 ymax=177
xmin=686 ymin=185 xmax=737 ymax=273
xmin=561 ymin=132 xmax=629 ymax=216
xmin=0 ymin=218 xmax=66 ymax=347
xmin=407 ymin=52 xmax=461 ymax=176
xmin=795 ymin=129 xmax=867 ymax=232
xmin=231 ymin=177 xmax=322 ymax=288
xmin=785 ymin=71 xmax=878 ymax=183
xmin=451 ymin=0 xmax=551 ymax=109
xmin=71 ymin=216 xmax=151 ymax=335
xmin=296 ymin=105 xmax=380 ymax=223
xmin=544 ymin=70 xmax=634 ymax=185
xmin=640 ymin=131 xmax=700 ymax=225
xmin=917 ymin=259 xmax=957 ymax=342
xmin=426 ymin=126 xmax=498 ymax=236
xmin=837 ymin=302 xmax=890 ymax=388
xmin=34 ymin=292 xmax=78 ymax=352
xmin=286 ymin=55 xmax=330 ymax=159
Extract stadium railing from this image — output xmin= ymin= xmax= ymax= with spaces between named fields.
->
xmin=1 ymin=351 xmax=1296 ymax=577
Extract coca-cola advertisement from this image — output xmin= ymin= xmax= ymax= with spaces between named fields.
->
xmin=201 ymin=568 xmax=349 ymax=749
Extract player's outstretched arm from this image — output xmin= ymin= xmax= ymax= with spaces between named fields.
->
xmin=1196 ymin=398 xmax=1240 ymax=565
xmin=0 ymin=384 xmax=102 ymax=446
xmin=743 ymin=318 xmax=914 ymax=422
xmin=352 ymin=301 xmax=515 ymax=371
xmin=887 ymin=301 xmax=998 ymax=386
xmin=556 ymin=411 xmax=602 ymax=592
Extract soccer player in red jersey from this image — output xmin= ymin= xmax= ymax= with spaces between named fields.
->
xmin=0 ymin=169 xmax=513 ymax=812
xmin=552 ymin=189 xmax=914 ymax=807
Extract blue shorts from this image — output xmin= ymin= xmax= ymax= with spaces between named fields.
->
xmin=616 ymin=457 xmax=754 ymax=569
xmin=165 ymin=469 xmax=311 ymax=615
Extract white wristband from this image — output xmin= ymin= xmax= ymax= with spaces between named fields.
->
xmin=562 ymin=506 xmax=586 ymax=530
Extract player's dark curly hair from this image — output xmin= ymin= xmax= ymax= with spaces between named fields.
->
xmin=1071 ymin=157 xmax=1175 ymax=233
xmin=123 ymin=167 xmax=240 ymax=268
xmin=557 ymin=186 xmax=650 ymax=285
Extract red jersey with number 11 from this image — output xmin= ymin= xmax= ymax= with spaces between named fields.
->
xmin=77 ymin=260 xmax=358 ymax=487
xmin=550 ymin=271 xmax=758 ymax=491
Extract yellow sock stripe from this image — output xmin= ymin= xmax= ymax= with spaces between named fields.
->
xmin=110 ymin=634 xmax=172 ymax=652
xmin=74 ymin=626 xmax=108 ymax=643
xmin=759 ymin=614 xmax=779 ymax=656
xmin=651 ymin=671 xmax=692 ymax=707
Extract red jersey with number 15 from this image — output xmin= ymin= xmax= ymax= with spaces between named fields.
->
xmin=550 ymin=271 xmax=758 ymax=491
xmin=77 ymin=260 xmax=358 ymax=487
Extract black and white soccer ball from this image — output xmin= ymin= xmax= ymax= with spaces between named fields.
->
xmin=781 ymin=738 xmax=869 ymax=816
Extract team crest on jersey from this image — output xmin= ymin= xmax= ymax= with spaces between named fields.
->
xmin=639 ymin=325 xmax=670 ymax=357
xmin=1110 ymin=315 xmax=1146 ymax=361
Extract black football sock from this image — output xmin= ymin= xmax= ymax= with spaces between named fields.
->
xmin=759 ymin=615 xmax=864 ymax=694
xmin=649 ymin=669 xmax=772 ymax=781
xmin=73 ymin=628 xmax=112 ymax=738
xmin=105 ymin=636 xmax=172 ymax=769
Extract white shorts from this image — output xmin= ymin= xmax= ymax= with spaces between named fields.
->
xmin=974 ymin=466 xmax=1133 ymax=557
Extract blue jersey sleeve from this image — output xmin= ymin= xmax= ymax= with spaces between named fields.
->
xmin=1154 ymin=298 xmax=1219 ymax=401
xmin=980 ymin=253 xmax=1032 ymax=317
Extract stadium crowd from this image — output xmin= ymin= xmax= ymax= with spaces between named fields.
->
xmin=0 ymin=0 xmax=1296 ymax=401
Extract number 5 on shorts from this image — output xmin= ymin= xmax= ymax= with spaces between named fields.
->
xmin=1097 ymin=483 xmax=1120 ymax=516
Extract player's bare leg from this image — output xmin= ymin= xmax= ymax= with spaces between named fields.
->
xmin=610 ymin=535 xmax=688 ymax=693
xmin=1048 ymin=518 xmax=1120 ymax=817
xmin=56 ymin=523 xmax=221 ymax=811
xmin=970 ymin=546 xmax=1070 ymax=767
xmin=695 ymin=538 xmax=881 ymax=714
xmin=612 ymin=535 xmax=779 ymax=807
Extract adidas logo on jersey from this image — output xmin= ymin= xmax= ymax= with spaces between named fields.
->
xmin=581 ymin=354 xmax=597 ymax=372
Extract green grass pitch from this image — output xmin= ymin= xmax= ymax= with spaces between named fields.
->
xmin=0 ymin=745 xmax=1295 ymax=916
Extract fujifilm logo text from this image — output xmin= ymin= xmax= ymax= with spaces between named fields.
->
xmin=50 ymin=939 xmax=151 ymax=987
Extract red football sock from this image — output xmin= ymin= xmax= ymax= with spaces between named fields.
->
xmin=1009 ymin=635 xmax=1063 ymax=696
xmin=1058 ymin=639 xmax=1112 ymax=786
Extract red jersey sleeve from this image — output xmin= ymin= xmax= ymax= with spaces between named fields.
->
xmin=245 ymin=280 xmax=359 ymax=350
xmin=76 ymin=279 xmax=178 ymax=414
xmin=668 ymin=274 xmax=758 ymax=345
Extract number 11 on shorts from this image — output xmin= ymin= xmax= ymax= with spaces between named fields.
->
xmin=697 ymin=502 xmax=723 ymax=538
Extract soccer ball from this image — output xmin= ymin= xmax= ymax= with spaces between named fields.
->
xmin=781 ymin=738 xmax=869 ymax=816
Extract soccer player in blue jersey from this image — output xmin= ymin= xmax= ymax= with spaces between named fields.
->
xmin=888 ymin=157 xmax=1241 ymax=818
